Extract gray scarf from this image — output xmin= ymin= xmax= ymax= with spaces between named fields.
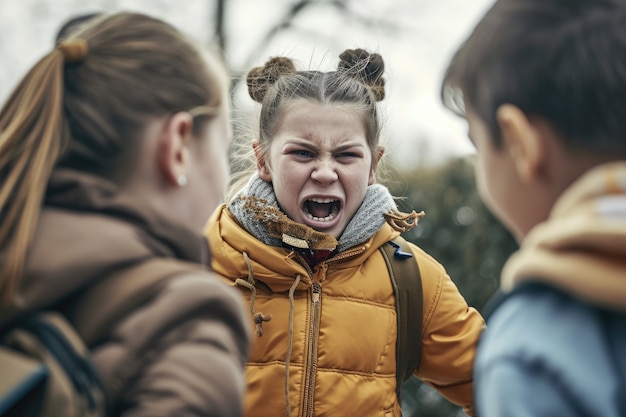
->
xmin=228 ymin=174 xmax=398 ymax=253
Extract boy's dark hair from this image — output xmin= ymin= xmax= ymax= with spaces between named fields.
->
xmin=441 ymin=0 xmax=626 ymax=154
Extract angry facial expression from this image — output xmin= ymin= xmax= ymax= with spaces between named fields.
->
xmin=257 ymin=101 xmax=379 ymax=239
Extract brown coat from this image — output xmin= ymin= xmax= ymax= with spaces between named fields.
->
xmin=0 ymin=170 xmax=250 ymax=417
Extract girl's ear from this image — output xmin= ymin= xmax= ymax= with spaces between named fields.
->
xmin=496 ymin=104 xmax=546 ymax=183
xmin=157 ymin=112 xmax=194 ymax=187
xmin=253 ymin=141 xmax=272 ymax=182
xmin=368 ymin=146 xmax=385 ymax=185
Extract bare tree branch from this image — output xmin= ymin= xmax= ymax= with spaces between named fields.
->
xmin=215 ymin=0 xmax=226 ymax=56
xmin=240 ymin=0 xmax=314 ymax=70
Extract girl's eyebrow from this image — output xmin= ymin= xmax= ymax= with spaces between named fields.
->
xmin=283 ymin=139 xmax=317 ymax=149
xmin=282 ymin=139 xmax=366 ymax=152
xmin=334 ymin=143 xmax=366 ymax=152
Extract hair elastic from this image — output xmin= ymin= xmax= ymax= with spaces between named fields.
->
xmin=57 ymin=39 xmax=89 ymax=63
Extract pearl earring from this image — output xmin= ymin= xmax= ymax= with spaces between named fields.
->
xmin=177 ymin=175 xmax=188 ymax=187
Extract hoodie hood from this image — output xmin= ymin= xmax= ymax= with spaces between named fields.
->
xmin=501 ymin=162 xmax=626 ymax=311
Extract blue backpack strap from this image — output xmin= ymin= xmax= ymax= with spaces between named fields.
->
xmin=379 ymin=236 xmax=423 ymax=402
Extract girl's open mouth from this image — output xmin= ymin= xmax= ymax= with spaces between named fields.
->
xmin=303 ymin=198 xmax=340 ymax=222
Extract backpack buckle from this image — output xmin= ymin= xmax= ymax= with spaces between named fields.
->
xmin=387 ymin=241 xmax=413 ymax=259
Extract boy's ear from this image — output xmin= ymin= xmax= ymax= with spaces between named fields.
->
xmin=158 ymin=112 xmax=193 ymax=187
xmin=253 ymin=141 xmax=271 ymax=182
xmin=496 ymin=104 xmax=545 ymax=183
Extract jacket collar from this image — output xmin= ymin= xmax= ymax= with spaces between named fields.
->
xmin=207 ymin=205 xmax=400 ymax=293
xmin=46 ymin=168 xmax=209 ymax=264
xmin=1 ymin=169 xmax=209 ymax=317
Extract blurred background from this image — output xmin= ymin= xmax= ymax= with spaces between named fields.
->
xmin=0 ymin=0 xmax=518 ymax=415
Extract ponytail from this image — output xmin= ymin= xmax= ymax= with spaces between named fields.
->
xmin=0 ymin=47 xmax=69 ymax=303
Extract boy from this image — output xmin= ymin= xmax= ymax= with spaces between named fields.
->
xmin=441 ymin=0 xmax=626 ymax=415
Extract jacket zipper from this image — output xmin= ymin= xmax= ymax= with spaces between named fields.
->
xmin=303 ymin=281 xmax=321 ymax=417
xmin=291 ymin=251 xmax=314 ymax=279
xmin=293 ymin=247 xmax=364 ymax=416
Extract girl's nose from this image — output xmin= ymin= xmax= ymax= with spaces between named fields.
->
xmin=311 ymin=160 xmax=338 ymax=184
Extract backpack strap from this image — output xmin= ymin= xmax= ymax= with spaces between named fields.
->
xmin=599 ymin=310 xmax=626 ymax=416
xmin=379 ymin=236 xmax=423 ymax=402
xmin=68 ymin=257 xmax=203 ymax=346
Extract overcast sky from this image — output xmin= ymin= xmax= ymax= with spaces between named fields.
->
xmin=0 ymin=0 xmax=496 ymax=169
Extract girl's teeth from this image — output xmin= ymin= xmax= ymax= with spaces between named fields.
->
xmin=304 ymin=198 xmax=340 ymax=221
xmin=310 ymin=198 xmax=336 ymax=204
xmin=305 ymin=212 xmax=336 ymax=222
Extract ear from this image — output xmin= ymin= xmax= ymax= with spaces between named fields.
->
xmin=253 ymin=141 xmax=272 ymax=182
xmin=496 ymin=104 xmax=545 ymax=183
xmin=157 ymin=112 xmax=194 ymax=187
xmin=368 ymin=146 xmax=385 ymax=185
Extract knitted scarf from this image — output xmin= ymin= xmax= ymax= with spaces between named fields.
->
xmin=228 ymin=174 xmax=402 ymax=253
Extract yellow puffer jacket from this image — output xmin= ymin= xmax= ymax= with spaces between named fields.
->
xmin=206 ymin=204 xmax=484 ymax=417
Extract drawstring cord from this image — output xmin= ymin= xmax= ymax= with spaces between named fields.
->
xmin=385 ymin=210 xmax=424 ymax=232
xmin=234 ymin=251 xmax=272 ymax=337
xmin=284 ymin=274 xmax=301 ymax=417
xmin=232 ymin=251 xmax=305 ymax=416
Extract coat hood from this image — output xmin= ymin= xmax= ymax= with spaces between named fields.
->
xmin=206 ymin=204 xmax=401 ymax=294
xmin=501 ymin=162 xmax=626 ymax=311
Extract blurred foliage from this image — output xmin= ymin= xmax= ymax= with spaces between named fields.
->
xmin=387 ymin=155 xmax=518 ymax=312
xmin=385 ymin=156 xmax=519 ymax=416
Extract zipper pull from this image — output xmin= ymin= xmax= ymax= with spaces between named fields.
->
xmin=312 ymin=281 xmax=321 ymax=303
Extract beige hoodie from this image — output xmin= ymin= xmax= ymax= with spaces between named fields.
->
xmin=501 ymin=162 xmax=626 ymax=311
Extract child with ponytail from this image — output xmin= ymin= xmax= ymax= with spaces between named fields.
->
xmin=0 ymin=12 xmax=249 ymax=416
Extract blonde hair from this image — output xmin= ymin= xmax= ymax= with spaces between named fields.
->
xmin=0 ymin=12 xmax=228 ymax=303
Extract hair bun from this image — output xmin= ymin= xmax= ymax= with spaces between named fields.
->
xmin=338 ymin=49 xmax=385 ymax=101
xmin=247 ymin=57 xmax=296 ymax=103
